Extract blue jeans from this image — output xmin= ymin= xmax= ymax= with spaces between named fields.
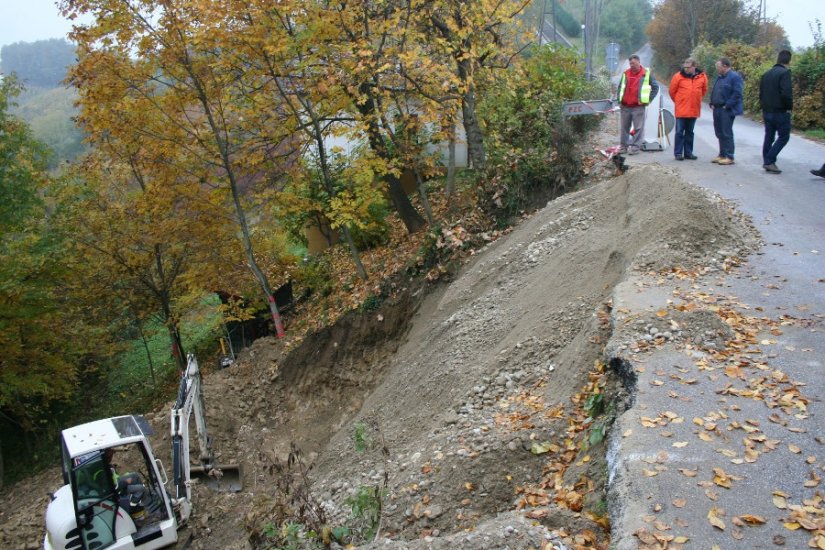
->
xmin=674 ymin=117 xmax=697 ymax=156
xmin=762 ymin=111 xmax=791 ymax=165
xmin=713 ymin=107 xmax=736 ymax=159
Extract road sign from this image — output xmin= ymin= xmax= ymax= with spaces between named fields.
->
xmin=562 ymin=99 xmax=616 ymax=117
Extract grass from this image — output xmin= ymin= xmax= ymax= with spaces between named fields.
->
xmin=803 ymin=128 xmax=825 ymax=142
xmin=103 ymin=294 xmax=225 ymax=416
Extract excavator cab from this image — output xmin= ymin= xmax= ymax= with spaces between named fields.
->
xmin=45 ymin=416 xmax=179 ymax=550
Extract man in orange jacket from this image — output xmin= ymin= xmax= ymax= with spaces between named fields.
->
xmin=669 ymin=58 xmax=708 ymax=160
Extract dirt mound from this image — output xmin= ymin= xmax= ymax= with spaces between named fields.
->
xmin=0 ymin=163 xmax=758 ymax=550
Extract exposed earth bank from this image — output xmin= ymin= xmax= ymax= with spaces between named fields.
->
xmin=1 ymin=161 xmax=757 ymax=550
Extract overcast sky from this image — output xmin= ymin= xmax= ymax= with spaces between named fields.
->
xmin=0 ymin=0 xmax=822 ymax=52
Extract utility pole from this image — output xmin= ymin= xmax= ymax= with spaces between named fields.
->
xmin=539 ymin=0 xmax=548 ymax=45
xmin=583 ymin=0 xmax=592 ymax=80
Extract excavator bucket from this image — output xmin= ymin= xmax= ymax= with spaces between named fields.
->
xmin=190 ymin=463 xmax=243 ymax=492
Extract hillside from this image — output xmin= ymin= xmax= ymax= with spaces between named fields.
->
xmin=11 ymin=86 xmax=86 ymax=167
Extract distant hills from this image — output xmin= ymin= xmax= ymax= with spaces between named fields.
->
xmin=1 ymin=39 xmax=86 ymax=168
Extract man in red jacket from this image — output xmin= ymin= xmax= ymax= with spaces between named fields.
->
xmin=617 ymin=54 xmax=659 ymax=155
xmin=669 ymin=58 xmax=708 ymax=160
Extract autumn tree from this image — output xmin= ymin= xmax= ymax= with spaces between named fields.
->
xmin=647 ymin=0 xmax=768 ymax=74
xmin=426 ymin=0 xmax=533 ymax=170
xmin=212 ymin=0 xmax=382 ymax=279
xmin=53 ymin=146 xmax=215 ymax=370
xmin=62 ymin=0 xmax=299 ymax=337
xmin=312 ymin=0 xmax=429 ymax=234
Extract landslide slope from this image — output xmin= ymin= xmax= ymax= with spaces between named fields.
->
xmin=1 ymin=164 xmax=756 ymax=550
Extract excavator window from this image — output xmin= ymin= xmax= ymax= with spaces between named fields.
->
xmin=71 ymin=452 xmax=119 ymax=549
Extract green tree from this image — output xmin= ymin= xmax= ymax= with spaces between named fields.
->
xmin=0 ymin=77 xmax=97 ymax=487
xmin=601 ymin=0 xmax=652 ymax=56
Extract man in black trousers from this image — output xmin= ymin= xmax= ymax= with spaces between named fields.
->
xmin=759 ymin=50 xmax=793 ymax=174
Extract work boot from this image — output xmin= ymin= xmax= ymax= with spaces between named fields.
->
xmin=618 ymin=145 xmax=628 ymax=154
xmin=628 ymin=146 xmax=640 ymax=155
xmin=685 ymin=154 xmax=698 ymax=160
xmin=811 ymin=165 xmax=825 ymax=178
xmin=763 ymin=163 xmax=781 ymax=174
xmin=717 ymin=157 xmax=735 ymax=165
xmin=711 ymin=156 xmax=724 ymax=163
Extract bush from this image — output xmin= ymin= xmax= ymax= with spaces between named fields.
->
xmin=692 ymin=41 xmax=773 ymax=114
xmin=478 ymin=43 xmax=602 ymax=224
xmin=348 ymin=200 xmax=391 ymax=250
xmin=791 ymin=37 xmax=825 ymax=130
xmin=294 ymin=255 xmax=334 ymax=298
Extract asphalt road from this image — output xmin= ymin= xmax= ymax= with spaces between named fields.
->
xmin=607 ymin=83 xmax=825 ymax=549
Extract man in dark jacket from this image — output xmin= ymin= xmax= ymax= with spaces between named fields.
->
xmin=709 ymin=58 xmax=744 ymax=165
xmin=759 ymin=50 xmax=793 ymax=174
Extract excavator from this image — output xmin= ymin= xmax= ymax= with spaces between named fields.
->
xmin=44 ymin=354 xmax=241 ymax=550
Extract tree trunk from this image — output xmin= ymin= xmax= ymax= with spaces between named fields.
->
xmin=414 ymin=168 xmax=434 ymax=224
xmin=137 ymin=319 xmax=157 ymax=386
xmin=354 ymin=83 xmax=425 ymax=234
xmin=341 ymin=225 xmax=369 ymax=280
xmin=446 ymin=122 xmax=457 ymax=200
xmin=386 ymin=172 xmax=425 ymax=233
xmin=457 ymin=60 xmax=486 ymax=170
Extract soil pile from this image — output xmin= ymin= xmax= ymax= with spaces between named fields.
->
xmin=0 ymin=163 xmax=757 ymax=550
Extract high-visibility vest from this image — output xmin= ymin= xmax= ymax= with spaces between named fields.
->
xmin=618 ymin=69 xmax=654 ymax=105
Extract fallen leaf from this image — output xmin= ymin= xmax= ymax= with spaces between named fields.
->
xmin=713 ymin=468 xmax=735 ymax=489
xmin=708 ymin=507 xmax=726 ymax=530
xmin=634 ymin=528 xmax=657 ymax=545
xmin=530 ymin=442 xmax=555 ymax=455
xmin=737 ymin=514 xmax=767 ymax=525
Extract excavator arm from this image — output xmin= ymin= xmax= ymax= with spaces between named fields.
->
xmin=170 ymin=353 xmax=213 ymax=503
xmin=169 ymin=354 xmax=241 ymax=526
